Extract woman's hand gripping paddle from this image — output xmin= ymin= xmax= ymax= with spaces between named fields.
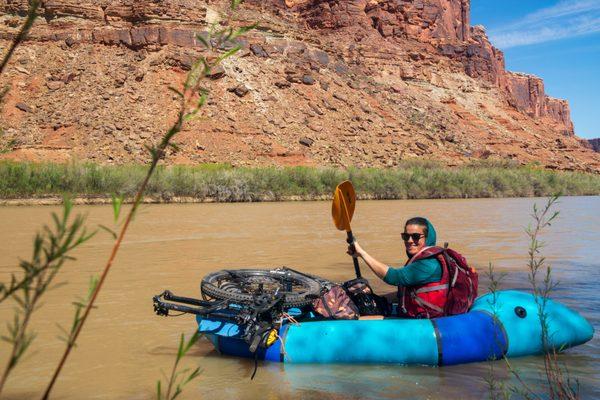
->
xmin=332 ymin=181 xmax=361 ymax=278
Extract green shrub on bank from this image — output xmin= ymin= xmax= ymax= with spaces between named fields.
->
xmin=0 ymin=160 xmax=599 ymax=201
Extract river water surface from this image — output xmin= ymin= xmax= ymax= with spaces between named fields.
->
xmin=0 ymin=197 xmax=598 ymax=399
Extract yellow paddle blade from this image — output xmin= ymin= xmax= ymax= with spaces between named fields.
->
xmin=332 ymin=180 xmax=356 ymax=231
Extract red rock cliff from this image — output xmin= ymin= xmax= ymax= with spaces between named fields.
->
xmin=0 ymin=0 xmax=595 ymax=170
xmin=366 ymin=0 xmax=470 ymax=42
xmin=0 ymin=0 xmax=576 ymax=135
xmin=505 ymin=73 xmax=574 ymax=135
xmin=0 ymin=0 xmax=207 ymax=47
xmin=291 ymin=0 xmax=469 ymax=41
xmin=288 ymin=0 xmax=574 ymax=135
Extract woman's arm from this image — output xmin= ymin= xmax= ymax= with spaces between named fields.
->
xmin=348 ymin=242 xmax=389 ymax=280
xmin=349 ymin=242 xmax=442 ymax=286
xmin=384 ymin=258 xmax=441 ymax=286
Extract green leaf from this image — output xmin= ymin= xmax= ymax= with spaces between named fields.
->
xmin=222 ymin=27 xmax=234 ymax=43
xmin=111 ymin=193 xmax=124 ymax=222
xmin=215 ymin=46 xmax=241 ymax=65
xmin=88 ymin=275 xmax=99 ymax=297
xmin=228 ymin=23 xmax=258 ymax=41
xmin=183 ymin=332 xmax=199 ymax=354
xmin=98 ymin=225 xmax=117 ymax=239
xmin=168 ymin=86 xmax=184 ymax=98
xmin=184 ymin=367 xmax=201 ymax=384
xmin=1 ymin=335 xmax=14 ymax=344
xmin=172 ymin=387 xmax=183 ymax=400
xmin=63 ymin=196 xmax=73 ymax=219
xmin=195 ymin=33 xmax=210 ymax=49
xmin=177 ymin=333 xmax=185 ymax=358
xmin=145 ymin=144 xmax=158 ymax=159
xmin=0 ymin=85 xmax=9 ymax=105
xmin=77 ymin=229 xmax=97 ymax=246
xmin=169 ymin=142 xmax=181 ymax=153
xmin=230 ymin=0 xmax=243 ymax=10
xmin=197 ymin=89 xmax=209 ymax=108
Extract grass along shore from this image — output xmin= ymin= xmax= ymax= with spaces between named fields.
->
xmin=1 ymin=160 xmax=599 ymax=204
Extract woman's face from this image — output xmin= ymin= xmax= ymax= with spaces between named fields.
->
xmin=403 ymin=224 xmax=427 ymax=257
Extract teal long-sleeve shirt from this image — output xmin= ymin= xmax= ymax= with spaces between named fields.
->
xmin=383 ymin=257 xmax=442 ymax=286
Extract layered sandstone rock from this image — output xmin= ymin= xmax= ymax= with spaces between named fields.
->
xmin=291 ymin=2 xmax=572 ymax=135
xmin=437 ymin=25 xmax=505 ymax=90
xmin=0 ymin=0 xmax=597 ymax=171
xmin=2 ymin=0 xmax=207 ymax=23
xmin=0 ymin=0 xmax=573 ymax=134
xmin=297 ymin=0 xmax=372 ymax=29
xmin=289 ymin=0 xmax=470 ymax=41
xmin=366 ymin=0 xmax=469 ymax=42
xmin=267 ymin=0 xmax=572 ymax=135
xmin=0 ymin=0 xmax=207 ymax=47
xmin=505 ymin=73 xmax=574 ymax=135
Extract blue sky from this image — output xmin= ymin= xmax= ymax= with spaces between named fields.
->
xmin=470 ymin=0 xmax=600 ymax=139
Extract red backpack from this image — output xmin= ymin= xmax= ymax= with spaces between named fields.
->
xmin=405 ymin=245 xmax=478 ymax=316
xmin=439 ymin=247 xmax=478 ymax=315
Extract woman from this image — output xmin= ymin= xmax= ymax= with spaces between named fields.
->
xmin=348 ymin=217 xmax=449 ymax=318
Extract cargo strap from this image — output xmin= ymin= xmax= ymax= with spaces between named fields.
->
xmin=413 ymin=296 xmax=444 ymax=313
xmin=442 ymin=251 xmax=460 ymax=287
xmin=414 ymin=284 xmax=449 ymax=294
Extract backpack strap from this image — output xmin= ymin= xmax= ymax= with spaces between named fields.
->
xmin=438 ymin=250 xmax=456 ymax=287
xmin=407 ymin=246 xmax=445 ymax=265
xmin=414 ymin=284 xmax=449 ymax=294
xmin=412 ymin=296 xmax=444 ymax=313
xmin=400 ymin=286 xmax=407 ymax=315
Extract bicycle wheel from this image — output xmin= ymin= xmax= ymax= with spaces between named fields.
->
xmin=201 ymin=267 xmax=323 ymax=308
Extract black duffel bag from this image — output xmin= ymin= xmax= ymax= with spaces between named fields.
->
xmin=343 ymin=278 xmax=388 ymax=316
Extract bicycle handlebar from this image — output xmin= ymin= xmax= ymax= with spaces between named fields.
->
xmin=153 ymin=291 xmax=229 ymax=316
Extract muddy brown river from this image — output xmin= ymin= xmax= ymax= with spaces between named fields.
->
xmin=0 ymin=197 xmax=598 ymax=399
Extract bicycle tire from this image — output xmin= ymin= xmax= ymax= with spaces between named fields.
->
xmin=201 ymin=268 xmax=322 ymax=308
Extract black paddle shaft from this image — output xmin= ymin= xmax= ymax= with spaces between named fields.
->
xmin=346 ymin=231 xmax=362 ymax=278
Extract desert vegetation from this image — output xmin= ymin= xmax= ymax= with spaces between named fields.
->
xmin=1 ymin=160 xmax=599 ymax=202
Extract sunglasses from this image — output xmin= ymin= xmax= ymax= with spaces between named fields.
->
xmin=401 ymin=233 xmax=425 ymax=242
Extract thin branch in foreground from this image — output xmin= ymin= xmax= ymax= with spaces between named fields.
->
xmin=156 ymin=333 xmax=202 ymax=400
xmin=485 ymin=195 xmax=580 ymax=399
xmin=0 ymin=0 xmax=40 ymax=79
xmin=41 ymin=1 xmax=254 ymax=398
xmin=0 ymin=198 xmax=94 ymax=396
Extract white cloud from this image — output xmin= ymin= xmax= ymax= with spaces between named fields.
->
xmin=488 ymin=0 xmax=600 ymax=48
xmin=521 ymin=0 xmax=600 ymax=23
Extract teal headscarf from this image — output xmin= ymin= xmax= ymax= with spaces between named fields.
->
xmin=424 ymin=218 xmax=436 ymax=247
xmin=405 ymin=217 xmax=437 ymax=258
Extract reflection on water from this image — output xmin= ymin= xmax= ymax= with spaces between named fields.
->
xmin=0 ymin=197 xmax=598 ymax=399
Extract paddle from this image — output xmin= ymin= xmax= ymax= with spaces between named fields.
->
xmin=332 ymin=180 xmax=361 ymax=278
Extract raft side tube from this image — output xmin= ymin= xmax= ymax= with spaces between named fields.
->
xmin=283 ymin=318 xmax=438 ymax=364
xmin=433 ymin=310 xmax=507 ymax=366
